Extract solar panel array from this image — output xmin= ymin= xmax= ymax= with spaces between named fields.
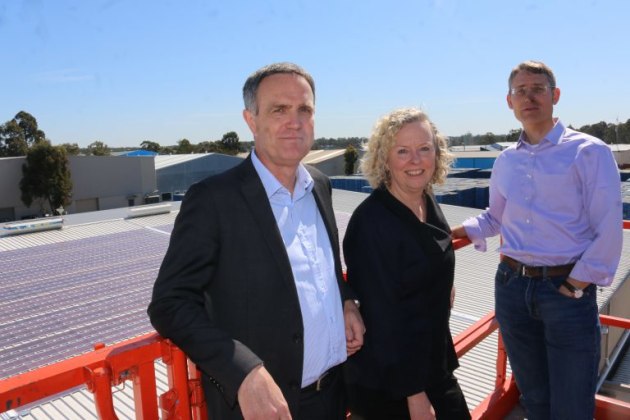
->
xmin=0 ymin=229 xmax=169 ymax=379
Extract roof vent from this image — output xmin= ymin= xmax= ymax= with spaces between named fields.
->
xmin=126 ymin=203 xmax=172 ymax=219
xmin=1 ymin=217 xmax=64 ymax=237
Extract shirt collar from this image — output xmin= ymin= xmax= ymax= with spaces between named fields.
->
xmin=251 ymin=149 xmax=314 ymax=200
xmin=517 ymin=118 xmax=566 ymax=149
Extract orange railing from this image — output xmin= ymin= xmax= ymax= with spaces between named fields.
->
xmin=1 ymin=225 xmax=629 ymax=419
xmin=3 ymin=313 xmax=628 ymax=419
xmin=453 ymin=313 xmax=630 ymax=420
xmin=0 ymin=333 xmax=207 ymax=419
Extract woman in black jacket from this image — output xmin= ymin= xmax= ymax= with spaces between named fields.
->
xmin=344 ymin=108 xmax=470 ymax=420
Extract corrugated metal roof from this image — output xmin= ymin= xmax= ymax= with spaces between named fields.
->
xmin=1 ymin=188 xmax=628 ymax=417
xmin=154 ymin=154 xmax=210 ymax=170
xmin=153 ymin=149 xmax=343 ymax=171
xmin=303 ymin=149 xmax=345 ymax=164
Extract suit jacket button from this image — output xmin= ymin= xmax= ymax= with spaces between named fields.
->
xmin=293 ymin=333 xmax=303 ymax=344
xmin=290 ymin=381 xmax=300 ymax=391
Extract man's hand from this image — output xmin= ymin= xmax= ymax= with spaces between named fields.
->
xmin=407 ymin=391 xmax=436 ymax=420
xmin=344 ymin=299 xmax=365 ymax=356
xmin=238 ymin=365 xmax=292 ymax=420
xmin=559 ymin=277 xmax=589 ymax=298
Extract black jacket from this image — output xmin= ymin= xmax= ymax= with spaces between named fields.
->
xmin=148 ymin=155 xmax=351 ymax=419
xmin=343 ymin=187 xmax=459 ymax=398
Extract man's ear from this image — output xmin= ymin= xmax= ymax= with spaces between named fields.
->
xmin=243 ymin=109 xmax=257 ymax=134
xmin=552 ymin=87 xmax=561 ymax=105
xmin=507 ymin=93 xmax=514 ymax=110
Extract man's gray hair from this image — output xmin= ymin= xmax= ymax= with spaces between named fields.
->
xmin=242 ymin=62 xmax=315 ymax=114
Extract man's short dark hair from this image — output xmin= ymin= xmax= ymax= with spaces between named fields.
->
xmin=508 ymin=60 xmax=556 ymax=91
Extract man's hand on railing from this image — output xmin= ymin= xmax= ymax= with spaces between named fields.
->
xmin=237 ymin=365 xmax=292 ymax=420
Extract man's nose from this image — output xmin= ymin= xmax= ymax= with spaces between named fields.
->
xmin=286 ymin=112 xmax=302 ymax=128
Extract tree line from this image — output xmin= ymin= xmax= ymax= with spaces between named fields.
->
xmin=448 ymin=118 xmax=630 ymax=147
xmin=2 ymin=110 xmax=628 ymax=217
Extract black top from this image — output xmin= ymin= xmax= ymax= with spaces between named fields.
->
xmin=343 ymin=186 xmax=459 ymax=399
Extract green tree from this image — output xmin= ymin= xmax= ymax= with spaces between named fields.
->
xmin=87 ymin=141 xmax=111 ymax=156
xmin=59 ymin=143 xmax=81 ymax=155
xmin=140 ymin=140 xmax=161 ymax=153
xmin=221 ymin=131 xmax=240 ymax=154
xmin=176 ymin=138 xmax=194 ymax=154
xmin=579 ymin=121 xmax=611 ymax=142
xmin=505 ymin=128 xmax=521 ymax=143
xmin=481 ymin=132 xmax=496 ymax=145
xmin=0 ymin=111 xmax=46 ymax=157
xmin=313 ymin=137 xmax=365 ymax=150
xmin=196 ymin=140 xmax=222 ymax=153
xmin=618 ymin=119 xmax=630 ymax=144
xmin=20 ymin=142 xmax=73 ymax=215
xmin=344 ymin=145 xmax=359 ymax=175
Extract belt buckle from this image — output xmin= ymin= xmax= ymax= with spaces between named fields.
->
xmin=315 ymin=370 xmax=329 ymax=391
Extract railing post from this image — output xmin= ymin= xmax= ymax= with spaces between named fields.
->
xmin=188 ymin=360 xmax=208 ymax=420
xmin=131 ymin=361 xmax=159 ymax=420
xmin=85 ymin=365 xmax=118 ymax=419
xmin=160 ymin=339 xmax=192 ymax=419
xmin=495 ymin=332 xmax=509 ymax=388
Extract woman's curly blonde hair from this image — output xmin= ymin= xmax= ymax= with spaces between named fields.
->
xmin=361 ymin=107 xmax=453 ymax=191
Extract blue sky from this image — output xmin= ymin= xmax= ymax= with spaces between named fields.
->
xmin=1 ymin=0 xmax=628 ymax=148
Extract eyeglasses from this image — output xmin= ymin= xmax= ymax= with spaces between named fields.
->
xmin=509 ymin=85 xmax=552 ymax=97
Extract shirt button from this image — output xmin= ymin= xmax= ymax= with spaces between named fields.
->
xmin=526 ymin=219 xmax=530 ymax=224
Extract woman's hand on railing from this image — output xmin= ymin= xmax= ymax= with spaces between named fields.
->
xmin=450 ymin=225 xmax=471 ymax=250
xmin=450 ymin=225 xmax=467 ymax=239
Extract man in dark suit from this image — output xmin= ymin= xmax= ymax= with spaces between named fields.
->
xmin=148 ymin=62 xmax=365 ymax=420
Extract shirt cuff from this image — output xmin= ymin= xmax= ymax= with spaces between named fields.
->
xmin=570 ymin=259 xmax=614 ymax=287
xmin=462 ymin=217 xmax=488 ymax=252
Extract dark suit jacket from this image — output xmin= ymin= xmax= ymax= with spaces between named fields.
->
xmin=148 ymin=155 xmax=351 ymax=419
xmin=343 ymin=187 xmax=459 ymax=399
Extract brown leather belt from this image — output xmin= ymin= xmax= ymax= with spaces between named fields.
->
xmin=301 ymin=365 xmax=339 ymax=393
xmin=501 ymin=255 xmax=574 ymax=278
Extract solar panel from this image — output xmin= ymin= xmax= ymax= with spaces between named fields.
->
xmin=0 ymin=228 xmax=170 ymax=379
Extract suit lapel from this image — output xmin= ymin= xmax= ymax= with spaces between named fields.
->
xmin=238 ymin=157 xmax=296 ymax=288
xmin=309 ymin=172 xmax=336 ymax=247
xmin=307 ymin=166 xmax=346 ymax=289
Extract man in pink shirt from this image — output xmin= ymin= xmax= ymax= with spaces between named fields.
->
xmin=452 ymin=60 xmax=622 ymax=419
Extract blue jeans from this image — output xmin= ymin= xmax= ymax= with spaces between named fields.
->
xmin=494 ymin=261 xmax=600 ymax=420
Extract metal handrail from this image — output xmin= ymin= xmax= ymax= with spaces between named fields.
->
xmin=0 ymin=333 xmax=204 ymax=419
